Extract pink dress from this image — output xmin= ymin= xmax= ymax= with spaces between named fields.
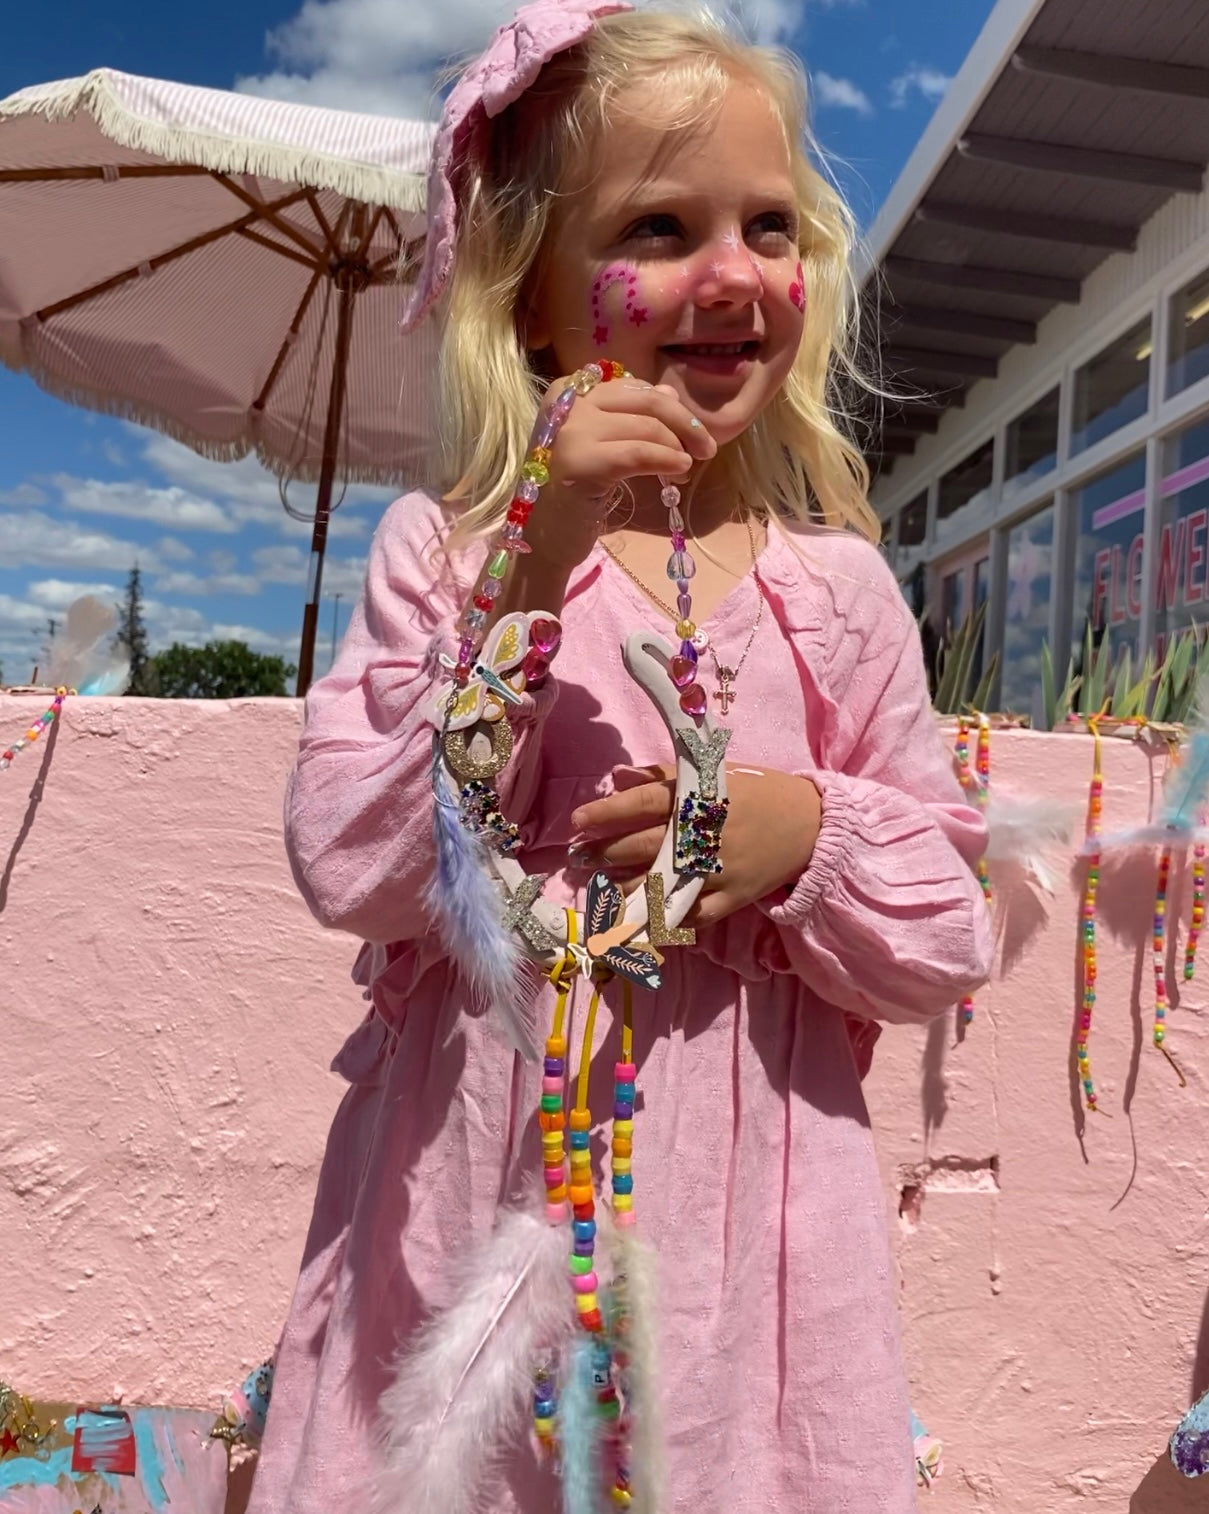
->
xmin=248 ymin=491 xmax=991 ymax=1514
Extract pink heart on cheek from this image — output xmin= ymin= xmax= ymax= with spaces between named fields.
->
xmin=788 ymin=259 xmax=806 ymax=314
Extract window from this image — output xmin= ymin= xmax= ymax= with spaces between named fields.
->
xmin=1005 ymin=388 xmax=1059 ymax=490
xmin=938 ymin=440 xmax=994 ymax=533
xmin=941 ymin=567 xmax=967 ymax=635
xmin=1000 ymin=504 xmax=1054 ymax=722
xmin=898 ymin=490 xmax=927 ymax=549
xmin=1167 ymin=266 xmax=1209 ymax=399
xmin=1071 ymin=453 xmax=1147 ymax=665
xmin=1154 ymin=418 xmax=1209 ymax=645
xmin=1071 ymin=318 xmax=1151 ymax=455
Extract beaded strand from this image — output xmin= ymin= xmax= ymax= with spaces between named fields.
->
xmin=1185 ymin=836 xmax=1206 ymax=983
xmin=1 ymin=689 xmax=66 ymax=771
xmin=1078 ymin=721 xmax=1103 ymax=1112
xmin=658 ymin=479 xmax=710 ymax=718
xmin=1152 ymin=836 xmax=1187 ymax=1084
xmin=533 ymin=924 xmax=580 ymax=1459
xmin=954 ymin=717 xmax=992 ymax=1026
xmin=607 ymin=985 xmax=637 ymax=1509
xmin=452 ymin=362 xmax=628 ymax=689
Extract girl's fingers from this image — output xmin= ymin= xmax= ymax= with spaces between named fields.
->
xmin=596 ymin=382 xmax=717 ymax=460
xmin=596 ymin=825 xmax=665 ymax=872
xmin=571 ymin=779 xmax=675 ymax=839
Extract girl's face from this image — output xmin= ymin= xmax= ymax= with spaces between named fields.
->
xmin=526 ymin=78 xmax=807 ymax=446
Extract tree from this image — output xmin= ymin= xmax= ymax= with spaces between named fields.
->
xmin=150 ymin=640 xmax=296 ymax=699
xmin=116 ymin=566 xmax=154 ymax=694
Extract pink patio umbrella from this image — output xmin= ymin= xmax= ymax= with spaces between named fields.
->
xmin=0 ymin=69 xmax=439 ymax=692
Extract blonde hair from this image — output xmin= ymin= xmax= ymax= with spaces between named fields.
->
xmin=434 ymin=7 xmax=880 ymax=550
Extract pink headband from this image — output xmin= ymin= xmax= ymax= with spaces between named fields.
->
xmin=402 ymin=0 xmax=633 ymax=331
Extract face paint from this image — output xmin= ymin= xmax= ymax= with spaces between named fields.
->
xmin=720 ymin=226 xmax=742 ymax=253
xmin=788 ymin=260 xmax=806 ymax=314
xmin=590 ymin=262 xmax=640 ymax=346
xmin=747 ymin=252 xmax=765 ymax=297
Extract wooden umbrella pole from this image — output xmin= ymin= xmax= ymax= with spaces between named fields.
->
xmin=296 ymin=264 xmax=359 ymax=696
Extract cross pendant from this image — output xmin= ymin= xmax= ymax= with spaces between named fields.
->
xmin=714 ymin=669 xmax=736 ymax=715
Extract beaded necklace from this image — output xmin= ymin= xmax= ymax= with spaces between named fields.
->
xmin=1186 ymin=836 xmax=1206 ymax=983
xmin=601 ymin=517 xmax=764 ymax=716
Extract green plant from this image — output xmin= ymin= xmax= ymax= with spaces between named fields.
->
xmin=931 ymin=601 xmax=1000 ymax=715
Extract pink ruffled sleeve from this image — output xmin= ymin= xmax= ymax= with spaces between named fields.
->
xmin=755 ymin=548 xmax=993 ymax=1025
xmin=284 ymin=492 xmax=555 ymax=946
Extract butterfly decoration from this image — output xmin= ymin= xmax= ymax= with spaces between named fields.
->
xmin=574 ymin=872 xmax=663 ymax=990
xmin=433 ymin=613 xmax=529 ymax=730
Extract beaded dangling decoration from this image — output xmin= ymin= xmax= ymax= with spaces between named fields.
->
xmin=1077 ymin=719 xmax=1103 ymax=1112
xmin=954 ymin=716 xmax=992 ymax=1026
xmin=1 ymin=688 xmax=66 ymax=771
xmin=1186 ymin=827 xmax=1206 ymax=983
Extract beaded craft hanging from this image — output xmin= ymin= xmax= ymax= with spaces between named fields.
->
xmin=376 ymin=362 xmax=731 ymax=1514
xmin=1077 ymin=720 xmax=1103 ymax=1112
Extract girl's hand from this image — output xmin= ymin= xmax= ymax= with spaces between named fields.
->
xmin=569 ymin=763 xmax=821 ymax=926
xmin=527 ymin=380 xmax=717 ymax=569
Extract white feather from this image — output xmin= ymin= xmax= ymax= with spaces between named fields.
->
xmin=372 ymin=1208 xmax=572 ymax=1514
xmin=46 ymin=595 xmax=130 ymax=695
xmin=612 ymin=1226 xmax=665 ymax=1514
xmin=983 ymin=794 xmax=1079 ymax=895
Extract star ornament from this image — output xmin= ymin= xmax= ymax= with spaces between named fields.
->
xmin=583 ymin=873 xmax=662 ymax=990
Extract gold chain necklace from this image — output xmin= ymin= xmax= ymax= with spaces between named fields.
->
xmin=601 ymin=518 xmax=764 ymax=716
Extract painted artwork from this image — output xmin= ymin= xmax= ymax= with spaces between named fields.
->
xmin=0 ymin=1393 xmax=227 ymax=1514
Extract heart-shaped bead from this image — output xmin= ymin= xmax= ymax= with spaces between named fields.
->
xmin=670 ymin=656 xmax=697 ymax=689
xmin=522 ymin=649 xmax=550 ymax=684
xmin=678 ymin=683 xmax=707 ymax=717
xmin=529 ymin=617 xmax=561 ymax=655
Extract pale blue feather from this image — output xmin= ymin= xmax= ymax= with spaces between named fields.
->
xmin=1163 ymin=690 xmax=1209 ymax=833
xmin=559 ymin=1335 xmax=600 ymax=1514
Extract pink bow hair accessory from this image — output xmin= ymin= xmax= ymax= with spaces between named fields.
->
xmin=402 ymin=0 xmax=632 ymax=331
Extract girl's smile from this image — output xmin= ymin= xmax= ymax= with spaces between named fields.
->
xmin=526 ymin=80 xmax=806 ymax=444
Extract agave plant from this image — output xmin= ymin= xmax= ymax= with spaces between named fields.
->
xmin=1037 ymin=622 xmax=1205 ymax=729
xmin=931 ymin=602 xmax=1000 ymax=716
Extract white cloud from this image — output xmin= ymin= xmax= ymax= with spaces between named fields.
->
xmin=0 ymin=483 xmax=48 ymax=507
xmin=50 ymin=474 xmax=236 ymax=533
xmin=889 ymin=64 xmax=952 ymax=109
xmin=251 ymin=543 xmax=367 ymax=596
xmin=155 ymin=536 xmax=195 ymax=564
xmin=236 ymin=0 xmax=515 ymax=118
xmin=135 ymin=433 xmax=383 ymax=540
xmin=153 ymin=570 xmax=265 ymax=597
xmin=0 ymin=511 xmax=162 ymax=574
xmin=813 ymin=71 xmax=874 ymax=117
xmin=27 ymin=579 xmax=124 ymax=612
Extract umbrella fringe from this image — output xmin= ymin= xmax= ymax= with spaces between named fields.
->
xmin=0 ymin=69 xmax=430 ymax=214
xmin=0 ymin=342 xmax=433 ymax=489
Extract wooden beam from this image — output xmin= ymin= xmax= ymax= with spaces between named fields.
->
xmin=884 ymin=346 xmax=999 ymax=380
xmin=959 ymin=132 xmax=1204 ymax=194
xmin=884 ymin=408 xmax=940 ymax=434
xmin=0 ymin=163 xmax=212 ymax=183
xmin=877 ymin=435 xmax=918 ymax=456
xmin=915 ymin=200 xmax=1136 ymax=252
xmin=890 ymin=303 xmax=1037 ymax=344
xmin=885 ymin=255 xmax=1081 ymax=303
xmin=1013 ymin=46 xmax=1209 ymax=101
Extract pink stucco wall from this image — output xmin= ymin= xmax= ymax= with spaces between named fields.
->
xmin=1 ymin=694 xmax=1207 ymax=1511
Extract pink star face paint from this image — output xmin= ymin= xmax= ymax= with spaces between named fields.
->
xmin=788 ymin=260 xmax=806 ymax=314
xmin=590 ymin=262 xmax=647 ymax=346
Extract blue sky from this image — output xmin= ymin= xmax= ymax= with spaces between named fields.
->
xmin=0 ymin=0 xmax=994 ymax=686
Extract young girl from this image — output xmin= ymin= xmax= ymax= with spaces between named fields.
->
xmin=249 ymin=3 xmax=992 ymax=1511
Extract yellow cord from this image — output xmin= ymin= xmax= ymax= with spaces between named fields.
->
xmin=549 ymin=910 xmax=578 ymax=1045
xmin=621 ymin=981 xmax=633 ymax=1065
xmin=575 ymin=982 xmax=602 ymax=1112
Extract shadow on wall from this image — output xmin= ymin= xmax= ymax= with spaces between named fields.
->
xmin=1132 ymin=1453 xmax=1206 ymax=1512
